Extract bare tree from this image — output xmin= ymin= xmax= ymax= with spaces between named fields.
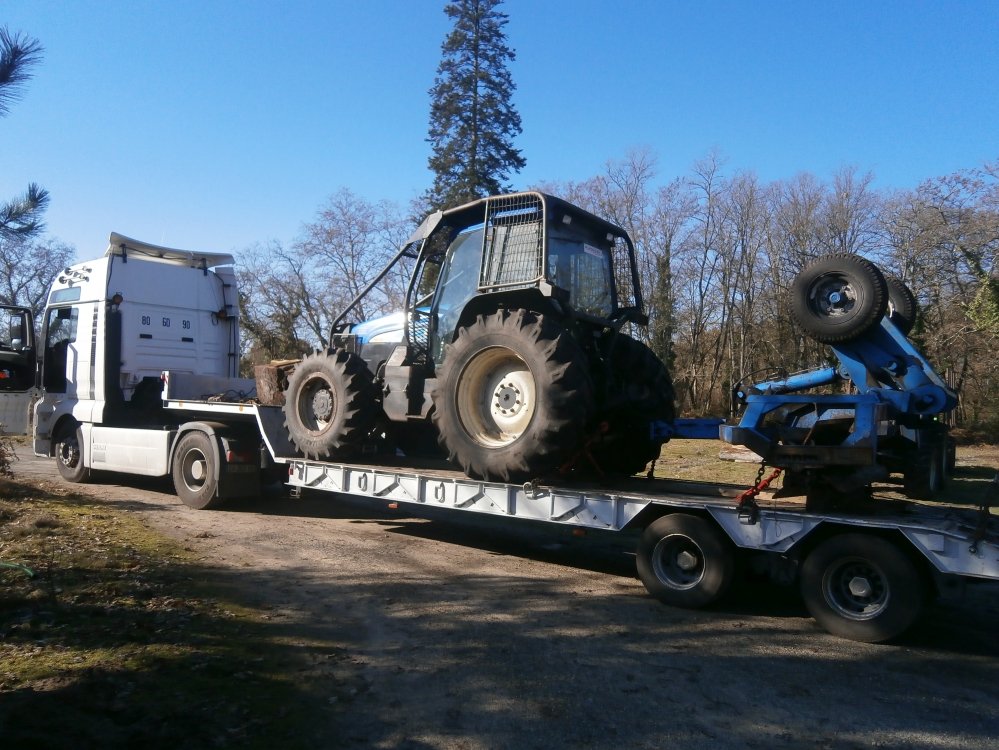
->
xmin=0 ymin=235 xmax=74 ymax=318
xmin=238 ymin=190 xmax=411 ymax=367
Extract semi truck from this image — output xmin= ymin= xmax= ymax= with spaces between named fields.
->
xmin=20 ymin=205 xmax=999 ymax=644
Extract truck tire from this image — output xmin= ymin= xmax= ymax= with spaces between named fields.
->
xmin=55 ymin=424 xmax=90 ymax=483
xmin=800 ymin=533 xmax=924 ymax=643
xmin=886 ymin=276 xmax=918 ymax=335
xmin=172 ymin=431 xmax=224 ymax=510
xmin=432 ymin=309 xmax=593 ymax=483
xmin=283 ymin=349 xmax=377 ymax=460
xmin=592 ymin=334 xmax=675 ymax=475
xmin=636 ymin=514 xmax=734 ymax=608
xmin=791 ymin=253 xmax=889 ymax=344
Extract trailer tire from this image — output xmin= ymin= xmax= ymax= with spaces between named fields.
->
xmin=592 ymin=334 xmax=676 ymax=475
xmin=55 ymin=425 xmax=90 ymax=483
xmin=791 ymin=253 xmax=888 ymax=343
xmin=801 ymin=533 xmax=924 ymax=643
xmin=886 ymin=277 xmax=918 ymax=335
xmin=432 ymin=309 xmax=593 ymax=483
xmin=172 ymin=431 xmax=224 ymax=510
xmin=903 ymin=441 xmax=943 ymax=499
xmin=283 ymin=349 xmax=377 ymax=460
xmin=637 ymin=514 xmax=734 ymax=608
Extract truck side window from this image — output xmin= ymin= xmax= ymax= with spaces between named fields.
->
xmin=43 ymin=306 xmax=79 ymax=393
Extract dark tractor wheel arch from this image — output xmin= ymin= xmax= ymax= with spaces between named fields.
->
xmin=283 ymin=349 xmax=378 ymax=461
xmin=791 ymin=253 xmax=889 ymax=344
xmin=431 ymin=308 xmax=594 ymax=483
xmin=636 ymin=513 xmax=735 ymax=609
xmin=172 ymin=430 xmax=224 ymax=510
xmin=800 ymin=533 xmax=925 ymax=643
xmin=55 ymin=423 xmax=90 ymax=483
xmin=591 ymin=334 xmax=675 ymax=476
xmin=886 ymin=276 xmax=918 ymax=335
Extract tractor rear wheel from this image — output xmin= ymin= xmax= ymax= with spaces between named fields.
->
xmin=592 ymin=334 xmax=675 ymax=475
xmin=432 ymin=309 xmax=593 ymax=483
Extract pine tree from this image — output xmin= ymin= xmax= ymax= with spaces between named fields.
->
xmin=0 ymin=27 xmax=48 ymax=240
xmin=425 ymin=0 xmax=525 ymax=210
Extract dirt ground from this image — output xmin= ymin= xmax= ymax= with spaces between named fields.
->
xmin=12 ymin=450 xmax=999 ymax=750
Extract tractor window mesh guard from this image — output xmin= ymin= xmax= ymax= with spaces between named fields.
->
xmin=479 ymin=194 xmax=544 ymax=290
xmin=611 ymin=235 xmax=639 ymax=311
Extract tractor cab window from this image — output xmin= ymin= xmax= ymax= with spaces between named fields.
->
xmin=547 ymin=232 xmax=614 ymax=319
xmin=42 ymin=306 xmax=79 ymax=393
xmin=430 ymin=227 xmax=485 ymax=362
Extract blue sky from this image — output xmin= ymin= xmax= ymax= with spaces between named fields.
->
xmin=2 ymin=0 xmax=998 ymax=258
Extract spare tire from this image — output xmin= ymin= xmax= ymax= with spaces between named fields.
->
xmin=791 ymin=253 xmax=889 ymax=344
xmin=886 ymin=276 xmax=918 ymax=335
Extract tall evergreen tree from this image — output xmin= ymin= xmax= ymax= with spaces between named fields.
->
xmin=0 ymin=27 xmax=48 ymax=240
xmin=425 ymin=0 xmax=525 ymax=209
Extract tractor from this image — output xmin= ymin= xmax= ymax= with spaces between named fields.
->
xmin=280 ymin=192 xmax=674 ymax=483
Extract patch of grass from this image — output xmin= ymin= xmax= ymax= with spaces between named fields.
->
xmin=0 ymin=478 xmax=338 ymax=749
xmin=653 ymin=439 xmax=765 ymax=486
xmin=655 ymin=439 xmax=999 ymax=514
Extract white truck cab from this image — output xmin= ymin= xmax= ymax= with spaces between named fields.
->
xmin=33 ymin=233 xmax=250 ymax=497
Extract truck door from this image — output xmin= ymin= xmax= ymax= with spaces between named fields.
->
xmin=0 ymin=305 xmax=38 ymax=435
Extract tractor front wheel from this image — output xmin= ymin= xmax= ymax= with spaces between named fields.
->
xmin=283 ymin=349 xmax=377 ymax=460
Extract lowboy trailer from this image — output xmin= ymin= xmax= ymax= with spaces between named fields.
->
xmin=25 ymin=230 xmax=999 ymax=644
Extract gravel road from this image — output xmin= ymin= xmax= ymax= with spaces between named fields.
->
xmin=15 ymin=453 xmax=999 ymax=750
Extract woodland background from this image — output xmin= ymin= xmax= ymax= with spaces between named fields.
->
xmin=233 ymin=151 xmax=999 ymax=434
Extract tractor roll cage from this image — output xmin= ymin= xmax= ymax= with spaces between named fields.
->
xmin=327 ymin=192 xmax=645 ymax=348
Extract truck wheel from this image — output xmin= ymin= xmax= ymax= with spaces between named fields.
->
xmin=55 ymin=425 xmax=90 ymax=483
xmin=801 ymin=533 xmax=924 ymax=643
xmin=636 ymin=514 xmax=734 ymax=608
xmin=886 ymin=277 xmax=918 ymax=335
xmin=592 ymin=334 xmax=675 ymax=475
xmin=172 ymin=431 xmax=224 ymax=510
xmin=283 ymin=349 xmax=377 ymax=460
xmin=791 ymin=253 xmax=889 ymax=343
xmin=432 ymin=309 xmax=593 ymax=483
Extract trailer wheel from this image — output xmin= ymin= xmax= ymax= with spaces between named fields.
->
xmin=172 ymin=431 xmax=223 ymax=510
xmin=283 ymin=349 xmax=377 ymax=460
xmin=55 ymin=425 xmax=90 ymax=483
xmin=886 ymin=277 xmax=918 ymax=335
xmin=432 ymin=309 xmax=593 ymax=483
xmin=800 ymin=533 xmax=924 ymax=643
xmin=592 ymin=334 xmax=676 ymax=475
xmin=636 ymin=514 xmax=734 ymax=608
xmin=945 ymin=435 xmax=957 ymax=475
xmin=903 ymin=441 xmax=943 ymax=499
xmin=791 ymin=253 xmax=888 ymax=343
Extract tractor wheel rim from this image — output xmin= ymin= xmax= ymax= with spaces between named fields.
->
xmin=456 ymin=346 xmax=536 ymax=448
